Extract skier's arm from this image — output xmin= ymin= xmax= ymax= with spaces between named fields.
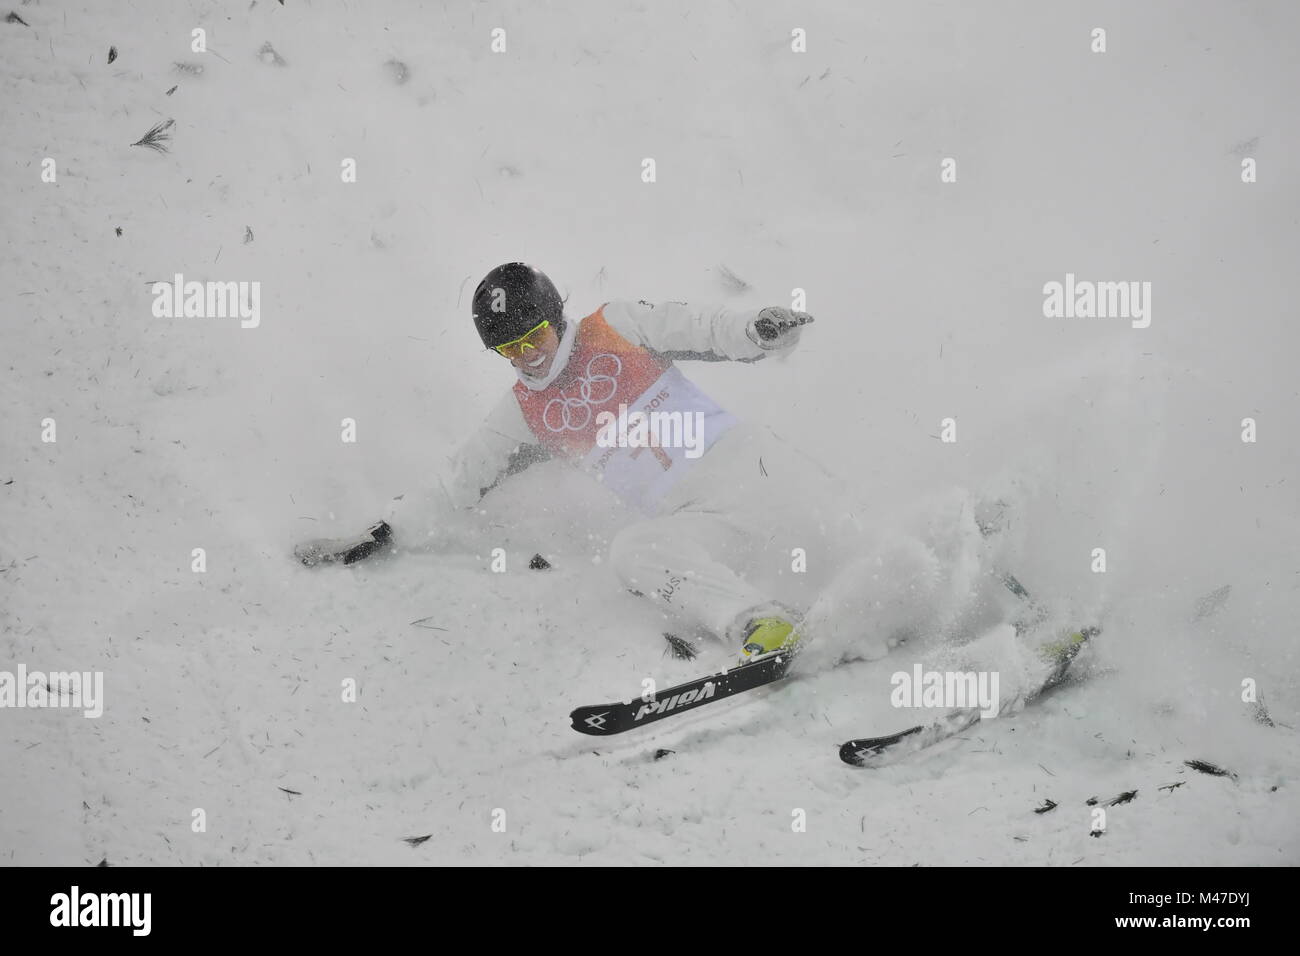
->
xmin=601 ymin=299 xmax=813 ymax=363
xmin=440 ymin=389 xmax=547 ymax=509
xmin=295 ymin=392 xmax=544 ymax=567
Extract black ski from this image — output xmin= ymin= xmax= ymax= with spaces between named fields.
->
xmin=839 ymin=625 xmax=1099 ymax=767
xmin=570 ymin=650 xmax=796 ymax=736
xmin=839 ymin=709 xmax=983 ymax=766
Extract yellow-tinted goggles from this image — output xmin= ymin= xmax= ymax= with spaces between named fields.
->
xmin=492 ymin=319 xmax=550 ymax=358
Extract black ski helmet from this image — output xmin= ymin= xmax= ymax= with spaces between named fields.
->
xmin=471 ymin=263 xmax=565 ymax=349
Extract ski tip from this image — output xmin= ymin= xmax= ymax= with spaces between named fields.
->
xmin=569 ymin=706 xmax=620 ymax=736
xmin=839 ymin=741 xmax=869 ymax=767
xmin=839 ymin=724 xmax=927 ymax=767
xmin=839 ymin=739 xmax=887 ymax=767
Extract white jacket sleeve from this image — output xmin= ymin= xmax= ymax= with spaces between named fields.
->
xmin=386 ymin=389 xmax=539 ymax=543
xmin=442 ymin=389 xmax=539 ymax=509
xmin=600 ymin=299 xmax=792 ymax=363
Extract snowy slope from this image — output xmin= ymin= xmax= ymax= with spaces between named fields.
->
xmin=2 ymin=0 xmax=1297 ymax=865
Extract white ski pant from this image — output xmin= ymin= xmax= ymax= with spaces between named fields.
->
xmin=606 ymin=424 xmax=989 ymax=658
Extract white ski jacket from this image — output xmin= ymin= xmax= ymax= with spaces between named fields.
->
xmin=442 ymin=299 xmax=797 ymax=511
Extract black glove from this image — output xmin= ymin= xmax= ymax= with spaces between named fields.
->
xmin=294 ymin=521 xmax=393 ymax=567
xmin=748 ymin=307 xmax=814 ymax=350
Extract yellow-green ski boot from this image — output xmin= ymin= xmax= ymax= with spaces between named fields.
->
xmin=1037 ymin=625 xmax=1099 ymax=687
xmin=739 ymin=616 xmax=801 ymax=663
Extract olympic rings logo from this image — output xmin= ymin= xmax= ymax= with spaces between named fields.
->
xmin=542 ymin=353 xmax=622 ymax=432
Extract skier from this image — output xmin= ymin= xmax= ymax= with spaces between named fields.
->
xmin=295 ymin=263 xmax=986 ymax=664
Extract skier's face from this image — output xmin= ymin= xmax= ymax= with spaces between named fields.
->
xmin=506 ymin=323 xmax=560 ymax=379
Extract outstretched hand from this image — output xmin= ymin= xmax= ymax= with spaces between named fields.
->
xmin=294 ymin=521 xmax=393 ymax=567
xmin=294 ymin=538 xmax=338 ymax=567
xmin=750 ymin=307 xmax=814 ymax=349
